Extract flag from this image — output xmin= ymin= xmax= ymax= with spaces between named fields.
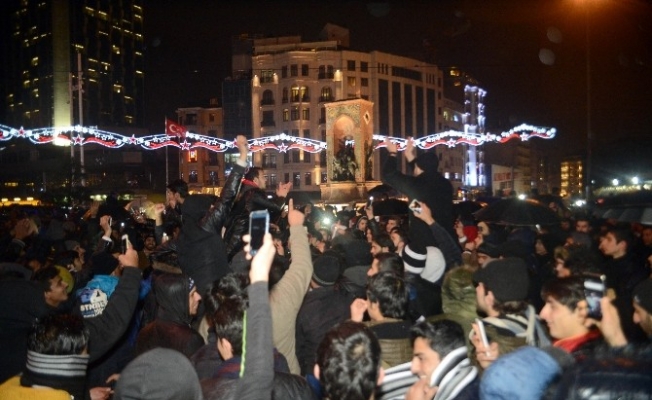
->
xmin=165 ymin=118 xmax=187 ymax=139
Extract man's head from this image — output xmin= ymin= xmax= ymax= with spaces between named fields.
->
xmin=473 ymin=258 xmax=530 ymax=316
xmin=245 ymin=167 xmax=267 ymax=189
xmin=410 ymin=320 xmax=465 ymax=380
xmin=384 ymin=216 xmax=400 ymax=233
xmin=143 ymin=234 xmax=157 ymax=252
xmin=539 ymin=276 xmax=588 ymax=340
xmin=166 ymin=179 xmax=188 ymax=207
xmin=213 ymin=297 xmax=247 ymax=360
xmin=575 ymin=217 xmax=591 ymax=234
xmin=366 ymin=271 xmax=408 ymax=320
xmin=476 ymin=242 xmax=499 ymax=268
xmin=315 ymin=321 xmax=382 ymax=400
xmin=599 ymin=225 xmax=632 ymax=259
xmin=33 ymin=266 xmax=69 ymax=308
xmin=153 ymin=273 xmax=201 ymax=324
xmin=28 ymin=314 xmax=89 ymax=355
xmin=368 ymin=252 xmax=404 ymax=277
xmin=641 ymin=227 xmax=652 ymax=247
xmin=371 ymin=233 xmax=396 ymax=256
xmin=633 ymin=279 xmax=652 ymax=337
xmin=413 ymin=152 xmax=439 ymax=177
xmin=389 ymin=228 xmax=407 ymax=253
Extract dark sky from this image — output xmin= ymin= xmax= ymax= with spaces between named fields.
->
xmin=143 ymin=0 xmax=652 ymax=157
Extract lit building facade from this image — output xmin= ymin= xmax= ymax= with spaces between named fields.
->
xmin=247 ymin=29 xmax=455 ymax=198
xmin=560 ymin=156 xmax=584 ymax=197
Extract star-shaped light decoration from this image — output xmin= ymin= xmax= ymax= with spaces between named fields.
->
xmin=74 ymin=135 xmax=84 ymax=145
xmin=180 ymin=139 xmax=191 ymax=151
xmin=18 ymin=127 xmax=26 ymax=137
xmin=129 ymin=135 xmax=138 ymax=145
xmin=278 ymin=143 xmax=288 ymax=153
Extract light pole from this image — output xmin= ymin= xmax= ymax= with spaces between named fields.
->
xmin=584 ymin=1 xmax=592 ymax=201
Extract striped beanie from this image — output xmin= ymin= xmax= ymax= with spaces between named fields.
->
xmin=402 ymin=243 xmax=427 ymax=275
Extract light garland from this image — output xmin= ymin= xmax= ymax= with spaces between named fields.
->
xmin=0 ymin=123 xmax=555 ymax=153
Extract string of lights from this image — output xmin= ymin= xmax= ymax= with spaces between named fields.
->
xmin=0 ymin=123 xmax=555 ymax=153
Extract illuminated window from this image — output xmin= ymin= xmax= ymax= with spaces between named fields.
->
xmin=189 ymin=150 xmax=198 ymax=163
xmin=283 ymin=109 xmax=289 ymax=122
xmin=189 ymin=170 xmax=198 ymax=183
xmin=31 ymin=56 xmax=38 ymax=66
xmin=291 ymin=107 xmax=299 ymax=121
xmin=347 ymin=77 xmax=356 ymax=87
xmin=302 ymin=108 xmax=310 ymax=120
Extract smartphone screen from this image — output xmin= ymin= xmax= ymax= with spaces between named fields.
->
xmin=475 ymin=318 xmax=489 ymax=347
xmin=584 ymin=274 xmax=606 ymax=320
xmin=249 ymin=210 xmax=270 ymax=256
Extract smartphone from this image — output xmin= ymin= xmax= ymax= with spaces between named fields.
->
xmin=248 ymin=210 xmax=270 ymax=256
xmin=121 ymin=234 xmax=130 ymax=254
xmin=475 ymin=318 xmax=489 ymax=348
xmin=108 ymin=217 xmax=113 ymax=227
xmin=584 ymin=274 xmax=606 ymax=320
xmin=408 ymin=199 xmax=422 ymax=213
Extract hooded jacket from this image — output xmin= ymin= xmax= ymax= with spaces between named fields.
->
xmin=136 ymin=273 xmax=204 ymax=358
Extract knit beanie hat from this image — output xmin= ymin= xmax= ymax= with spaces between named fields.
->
xmin=476 ymin=242 xmax=500 ymax=258
xmin=633 ymin=279 xmax=652 ymax=314
xmin=480 ymin=346 xmax=573 ymax=400
xmin=21 ymin=351 xmax=89 ymax=400
xmin=414 ymin=152 xmax=439 ymax=173
xmin=114 ymin=348 xmax=202 ymax=400
xmin=90 ymin=252 xmax=119 ymax=277
xmin=312 ymin=252 xmax=342 ymax=287
xmin=463 ymin=225 xmax=478 ymax=243
xmin=473 ymin=258 xmax=529 ymax=302
xmin=402 ymin=243 xmax=427 ymax=275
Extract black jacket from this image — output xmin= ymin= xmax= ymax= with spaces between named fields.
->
xmin=382 ymin=153 xmax=455 ymax=247
xmin=223 ymin=180 xmax=286 ymax=261
xmin=172 ymin=163 xmax=245 ymax=293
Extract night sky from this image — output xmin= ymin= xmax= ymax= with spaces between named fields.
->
xmin=143 ymin=0 xmax=652 ymax=157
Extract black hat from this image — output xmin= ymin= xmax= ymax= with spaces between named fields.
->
xmin=90 ymin=252 xmax=118 ymax=277
xmin=414 ymin=152 xmax=439 ymax=172
xmin=498 ymin=240 xmax=531 ymax=261
xmin=476 ymin=242 xmax=500 ymax=258
xmin=312 ymin=252 xmax=341 ymax=287
xmin=633 ymin=279 xmax=652 ymax=314
xmin=473 ymin=258 xmax=529 ymax=302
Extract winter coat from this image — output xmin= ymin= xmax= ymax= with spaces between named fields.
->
xmin=381 ymin=153 xmax=455 ymax=247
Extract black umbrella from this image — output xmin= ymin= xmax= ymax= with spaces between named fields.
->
xmin=473 ymin=198 xmax=559 ymax=226
xmin=594 ymin=204 xmax=652 ymax=225
xmin=367 ymin=184 xmax=400 ymax=200
xmin=453 ymin=201 xmax=485 ymax=222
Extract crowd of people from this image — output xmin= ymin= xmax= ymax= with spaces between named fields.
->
xmin=1 ymin=137 xmax=652 ymax=399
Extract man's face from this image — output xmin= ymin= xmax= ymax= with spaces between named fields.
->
xmin=45 ymin=276 xmax=69 ymax=307
xmin=144 ymin=236 xmax=156 ymax=251
xmin=554 ymin=258 xmax=571 ymax=278
xmin=390 ymin=231 xmax=404 ymax=249
xmin=476 ymin=253 xmax=492 ymax=268
xmin=385 ymin=219 xmax=398 ymax=233
xmin=599 ymin=233 xmax=624 ymax=257
xmin=188 ymin=288 xmax=201 ymax=316
xmin=255 ymin=171 xmax=267 ymax=190
xmin=166 ymin=189 xmax=181 ymax=208
xmin=370 ymin=241 xmax=386 ymax=257
xmin=410 ymin=337 xmax=441 ymax=380
xmin=357 ymin=218 xmax=368 ymax=232
xmin=633 ymin=303 xmax=652 ymax=336
xmin=475 ymin=282 xmax=490 ymax=314
xmin=576 ymin=220 xmax=590 ymax=234
xmin=367 ymin=258 xmax=380 ymax=277
xmin=539 ymin=296 xmax=587 ymax=340
xmin=642 ymin=229 xmax=652 ymax=247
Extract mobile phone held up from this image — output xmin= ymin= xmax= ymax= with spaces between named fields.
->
xmin=248 ymin=210 xmax=270 ymax=256
xmin=408 ymin=199 xmax=422 ymax=214
xmin=584 ymin=274 xmax=606 ymax=320
xmin=121 ymin=234 xmax=130 ymax=255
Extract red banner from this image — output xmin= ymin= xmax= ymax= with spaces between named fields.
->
xmin=165 ymin=118 xmax=187 ymax=139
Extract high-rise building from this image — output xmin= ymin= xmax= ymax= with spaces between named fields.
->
xmin=2 ymin=0 xmax=145 ymax=130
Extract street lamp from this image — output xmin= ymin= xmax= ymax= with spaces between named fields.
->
xmin=632 ymin=177 xmax=639 ymax=185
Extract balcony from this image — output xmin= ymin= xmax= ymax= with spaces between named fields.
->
xmin=318 ymin=72 xmax=334 ymax=80
xmin=261 ymin=120 xmax=276 ymax=127
xmin=260 ymin=99 xmax=275 ymax=106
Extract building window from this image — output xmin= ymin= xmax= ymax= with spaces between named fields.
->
xmin=291 ymin=107 xmax=300 ymax=121
xmin=361 ymin=61 xmax=368 ymax=72
xmin=269 ymin=174 xmax=277 ymax=186
xmin=305 ymin=172 xmax=312 ymax=186
xmin=283 ymin=109 xmax=289 ymax=121
xmin=300 ymin=86 xmax=310 ymax=102
xmin=347 ymin=60 xmax=356 ymax=71
xmin=282 ymin=87 xmax=288 ymax=103
xmin=291 ymin=86 xmax=300 ymax=102
xmin=189 ymin=170 xmax=198 ymax=183
xmin=302 ymin=108 xmax=310 ymax=120
xmin=189 ymin=150 xmax=198 ymax=163
xmin=347 ymin=77 xmax=356 ymax=87
xmin=262 ymin=110 xmax=275 ymax=126
xmin=361 ymin=78 xmax=368 ymax=87
xmin=292 ymin=150 xmax=300 ymax=163
xmin=320 ymin=86 xmax=332 ymax=102
xmin=263 ymin=153 xmax=277 ymax=169
xmin=321 ymin=172 xmax=327 ymax=183
xmin=281 ymin=66 xmax=287 ymax=78
xmin=261 ymin=90 xmax=274 ymax=105
xmin=318 ymin=65 xmax=334 ymax=79
xmin=290 ymin=64 xmax=298 ymax=77
xmin=209 ymin=114 xmax=215 ymax=122
xmin=304 ymin=152 xmax=311 ymax=163
xmin=301 ymin=64 xmax=309 ymax=76
xmin=284 ymin=173 xmax=290 ymax=183
xmin=208 ymin=171 xmax=218 ymax=185
xmin=261 ymin=69 xmax=274 ymax=83
xmin=294 ymin=173 xmax=301 ymax=188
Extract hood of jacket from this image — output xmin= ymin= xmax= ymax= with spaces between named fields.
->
xmin=153 ymin=273 xmax=192 ymax=326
